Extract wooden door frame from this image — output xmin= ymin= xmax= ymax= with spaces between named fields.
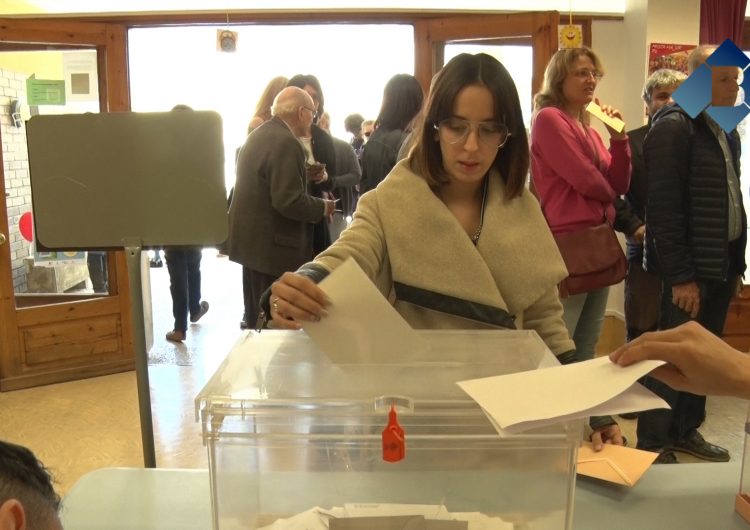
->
xmin=413 ymin=11 xmax=560 ymax=100
xmin=0 ymin=18 xmax=134 ymax=390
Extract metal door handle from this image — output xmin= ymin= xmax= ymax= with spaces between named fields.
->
xmin=0 ymin=232 xmax=5 ymax=245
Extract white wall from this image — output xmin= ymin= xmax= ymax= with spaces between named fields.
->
xmin=590 ymin=20 xmax=628 ymax=319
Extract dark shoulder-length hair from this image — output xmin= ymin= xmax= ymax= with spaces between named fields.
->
xmin=287 ymin=74 xmax=325 ymax=116
xmin=375 ymin=73 xmax=424 ymax=132
xmin=408 ymin=53 xmax=529 ymax=199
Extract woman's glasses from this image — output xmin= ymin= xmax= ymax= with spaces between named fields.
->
xmin=572 ymin=69 xmax=603 ymax=80
xmin=434 ymin=118 xmax=511 ymax=148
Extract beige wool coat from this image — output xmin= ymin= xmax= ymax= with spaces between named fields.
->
xmin=310 ymin=160 xmax=575 ymax=356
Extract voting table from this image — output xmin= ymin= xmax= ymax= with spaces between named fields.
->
xmin=60 ymin=463 xmax=749 ymax=529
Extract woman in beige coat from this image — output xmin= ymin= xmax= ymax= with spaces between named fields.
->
xmin=264 ymin=53 xmax=623 ymax=448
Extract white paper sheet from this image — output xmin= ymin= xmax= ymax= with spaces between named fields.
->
xmin=302 ymin=257 xmax=429 ymax=363
xmin=457 ymin=356 xmax=670 ymax=434
xmin=259 ymin=505 xmax=513 ymax=530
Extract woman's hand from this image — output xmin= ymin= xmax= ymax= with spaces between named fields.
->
xmin=590 ymin=423 xmax=625 ymax=451
xmin=268 ymin=272 xmax=331 ymax=330
xmin=595 ymin=97 xmax=627 ymax=140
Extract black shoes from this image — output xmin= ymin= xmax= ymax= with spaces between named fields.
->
xmin=653 ymin=450 xmax=679 ymax=464
xmin=670 ymin=430 xmax=730 ymax=462
xmin=190 ymin=301 xmax=209 ymax=323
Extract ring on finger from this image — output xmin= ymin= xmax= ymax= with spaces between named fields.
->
xmin=272 ymin=297 xmax=280 ymax=313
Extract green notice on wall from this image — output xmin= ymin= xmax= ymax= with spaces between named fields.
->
xmin=26 ymin=79 xmax=66 ymax=105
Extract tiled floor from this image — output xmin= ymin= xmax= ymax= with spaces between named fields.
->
xmin=0 ymin=250 xmax=748 ymax=497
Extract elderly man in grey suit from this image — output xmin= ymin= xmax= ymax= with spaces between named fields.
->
xmin=228 ymin=86 xmax=335 ymax=329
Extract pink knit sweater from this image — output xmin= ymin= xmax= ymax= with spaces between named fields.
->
xmin=530 ymin=106 xmax=631 ymax=234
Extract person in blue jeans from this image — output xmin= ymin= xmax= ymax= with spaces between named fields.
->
xmin=165 ymin=248 xmax=209 ymax=342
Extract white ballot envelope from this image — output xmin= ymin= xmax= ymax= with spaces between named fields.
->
xmin=457 ymin=356 xmax=669 ymax=435
xmin=586 ymin=101 xmax=626 ymax=133
xmin=301 ymin=257 xmax=429 ymax=364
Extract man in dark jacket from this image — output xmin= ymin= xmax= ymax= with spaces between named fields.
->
xmin=638 ymin=46 xmax=747 ymax=464
xmin=227 ymin=87 xmax=335 ymax=329
xmin=615 ymin=69 xmax=686 ymax=344
xmin=614 ymin=69 xmax=686 ymax=424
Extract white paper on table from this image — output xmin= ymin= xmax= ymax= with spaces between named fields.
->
xmin=302 ymin=257 xmax=429 ymax=364
xmin=457 ymin=356 xmax=670 ymax=434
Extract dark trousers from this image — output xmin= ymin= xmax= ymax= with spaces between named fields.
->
xmin=636 ymin=265 xmax=737 ymax=450
xmin=165 ymin=249 xmax=202 ymax=332
xmin=243 ymin=266 xmax=276 ymax=328
xmin=87 ymin=251 xmax=109 ymax=293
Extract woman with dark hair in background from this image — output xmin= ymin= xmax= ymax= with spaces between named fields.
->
xmin=287 ymin=74 xmax=338 ymax=254
xmin=359 ymin=73 xmax=424 ymax=193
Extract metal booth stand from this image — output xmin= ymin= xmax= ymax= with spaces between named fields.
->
xmin=26 ymin=111 xmax=228 ymax=467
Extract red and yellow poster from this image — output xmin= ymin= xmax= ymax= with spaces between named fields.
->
xmin=648 ymin=43 xmax=695 ymax=75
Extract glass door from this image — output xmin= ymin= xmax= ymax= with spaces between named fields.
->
xmin=0 ymin=20 xmax=135 ymax=391
xmin=3 ymin=49 xmax=108 ymax=298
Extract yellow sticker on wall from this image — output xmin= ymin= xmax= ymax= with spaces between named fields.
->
xmin=559 ymin=24 xmax=583 ymax=49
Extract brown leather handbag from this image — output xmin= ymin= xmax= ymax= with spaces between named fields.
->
xmin=553 ymin=222 xmax=627 ymax=298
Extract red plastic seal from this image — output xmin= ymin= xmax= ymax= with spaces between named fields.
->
xmin=382 ymin=404 xmax=405 ymax=463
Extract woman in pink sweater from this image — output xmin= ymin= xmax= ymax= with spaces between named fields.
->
xmin=531 ymin=47 xmax=631 ymax=362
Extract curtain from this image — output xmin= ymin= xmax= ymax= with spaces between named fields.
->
xmin=700 ymin=0 xmax=748 ymax=46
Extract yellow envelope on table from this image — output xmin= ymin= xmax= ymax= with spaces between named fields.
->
xmin=577 ymin=441 xmax=658 ymax=487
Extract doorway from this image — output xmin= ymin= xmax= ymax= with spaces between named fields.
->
xmin=0 ymin=21 xmax=134 ymax=391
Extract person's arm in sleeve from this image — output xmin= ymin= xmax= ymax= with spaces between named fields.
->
xmin=604 ymin=134 xmax=631 ymax=196
xmin=532 ymin=108 xmax=618 ymax=203
xmin=330 ymin=142 xmax=362 ymax=190
xmin=644 ymin=115 xmax=694 ymax=285
xmin=613 ymin=196 xmax=643 ymax=237
xmin=268 ymin=137 xmax=328 ymax=223
xmin=521 ymin=284 xmax=576 ymax=361
xmin=261 ymin=190 xmax=388 ymax=328
xmin=310 ymin=126 xmax=338 ymax=192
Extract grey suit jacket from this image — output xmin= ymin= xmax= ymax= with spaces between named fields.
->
xmin=227 ymin=116 xmax=325 ymax=275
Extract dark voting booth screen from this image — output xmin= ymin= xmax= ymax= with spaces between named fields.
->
xmin=26 ymin=110 xmax=228 ymax=250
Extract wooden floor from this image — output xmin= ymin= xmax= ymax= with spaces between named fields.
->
xmin=0 ymin=251 xmax=747 ymax=497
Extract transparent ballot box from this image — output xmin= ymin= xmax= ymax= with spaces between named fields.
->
xmin=196 ymin=330 xmax=583 ymax=530
xmin=737 ymin=404 xmax=750 ymax=523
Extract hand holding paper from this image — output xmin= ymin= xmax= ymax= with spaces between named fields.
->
xmin=301 ymin=258 xmax=429 ymax=363
xmin=457 ymin=356 xmax=669 ymax=435
xmin=586 ymin=100 xmax=626 ymax=134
